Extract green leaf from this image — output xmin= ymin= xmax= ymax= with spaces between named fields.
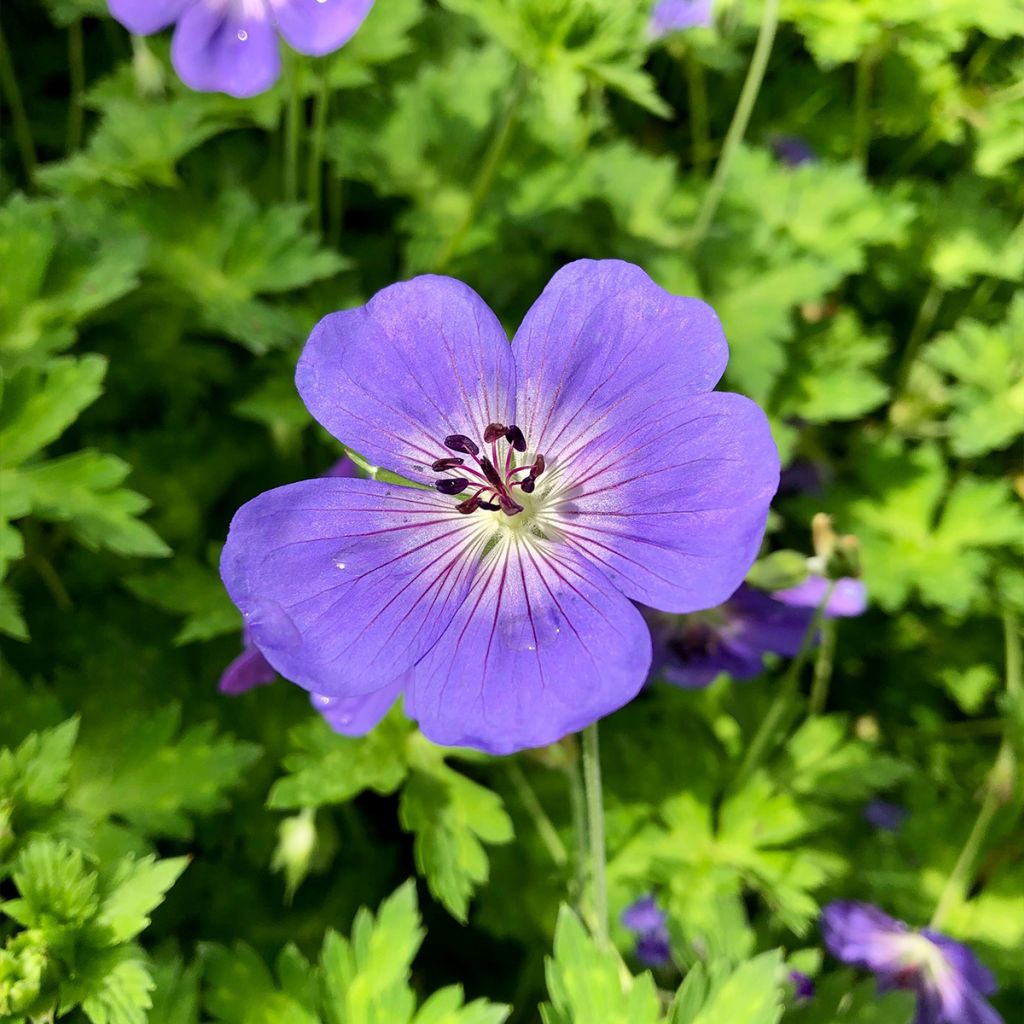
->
xmin=68 ymin=705 xmax=260 ymax=840
xmin=79 ymin=949 xmax=156 ymax=1024
xmin=268 ymin=710 xmax=410 ymax=811
xmin=0 ymin=717 xmax=79 ymax=808
xmin=540 ymin=905 xmax=662 ymax=1024
xmin=3 ymin=837 xmax=99 ymax=929
xmin=672 ymin=951 xmax=784 ymax=1024
xmin=399 ymin=742 xmax=514 ymax=921
xmin=94 ymin=854 xmax=189 ymax=944
xmin=922 ymin=294 xmax=1024 ymax=457
xmin=203 ymin=942 xmax=318 ymax=1024
xmin=149 ymin=957 xmax=201 ymax=1024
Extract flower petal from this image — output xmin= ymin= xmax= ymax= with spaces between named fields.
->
xmin=108 ymin=0 xmax=192 ymax=35
xmin=171 ymin=2 xmax=281 ymax=98
xmin=273 ymin=0 xmax=374 ymax=56
xmin=774 ymin=575 xmax=868 ymax=618
xmin=821 ymin=901 xmax=908 ymax=975
xmin=220 ymin=477 xmax=483 ymax=697
xmin=556 ymin=391 xmax=778 ymax=612
xmin=512 ymin=260 xmax=727 ymax=459
xmin=408 ymin=539 xmax=651 ymax=753
xmin=312 ymin=672 xmax=407 ymax=736
xmin=296 ymin=276 xmax=516 ymax=484
xmin=218 ymin=643 xmax=277 ymax=694
xmin=922 ymin=931 xmax=999 ymax=998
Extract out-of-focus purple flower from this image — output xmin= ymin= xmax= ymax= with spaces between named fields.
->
xmin=778 ymin=457 xmax=830 ymax=496
xmin=864 ymin=801 xmax=908 ymax=833
xmin=221 ymin=260 xmax=779 ymax=754
xmin=770 ymin=135 xmax=817 ymax=167
xmin=622 ymin=895 xmax=672 ymax=968
xmin=822 ymin=902 xmax=1003 ymax=1024
xmin=773 ymin=575 xmax=867 ymax=618
xmin=219 ymin=626 xmax=277 ymax=694
xmin=650 ymin=0 xmax=714 ymax=38
xmin=789 ymin=970 xmax=815 ymax=1000
xmin=108 ymin=0 xmax=374 ymax=98
xmin=649 ymin=584 xmax=813 ymax=688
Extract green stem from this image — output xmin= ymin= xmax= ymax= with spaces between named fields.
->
xmin=306 ymin=70 xmax=329 ymax=228
xmin=433 ymin=64 xmax=528 ymax=273
xmin=67 ymin=19 xmax=85 ymax=152
xmin=0 ymin=23 xmax=37 ymax=185
xmin=565 ymin=760 xmax=588 ymax=916
xmin=687 ymin=0 xmax=779 ymax=251
xmin=581 ymin=723 xmax=609 ymax=948
xmin=892 ymin=280 xmax=944 ymax=403
xmin=507 ymin=761 xmax=569 ymax=868
xmin=283 ymin=57 xmax=301 ymax=203
xmin=930 ymin=610 xmax=1020 ymax=929
xmin=808 ymin=618 xmax=837 ymax=717
xmin=852 ymin=47 xmax=875 ymax=171
xmin=686 ymin=52 xmax=710 ymax=176
xmin=735 ymin=582 xmax=835 ymax=786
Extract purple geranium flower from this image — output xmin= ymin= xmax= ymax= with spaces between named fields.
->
xmin=770 ymin=135 xmax=817 ymax=168
xmin=649 ymin=583 xmax=812 ymax=688
xmin=773 ymin=574 xmax=867 ymax=618
xmin=108 ymin=0 xmax=374 ymax=98
xmin=864 ymin=800 xmax=908 ymax=833
xmin=218 ymin=625 xmax=278 ymax=694
xmin=622 ymin=895 xmax=672 ymax=968
xmin=789 ymin=969 xmax=815 ymax=1000
xmin=822 ymin=902 xmax=1003 ymax=1024
xmin=220 ymin=260 xmax=778 ymax=754
xmin=650 ymin=0 xmax=714 ymax=38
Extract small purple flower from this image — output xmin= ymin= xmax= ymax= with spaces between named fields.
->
xmin=789 ymin=970 xmax=815 ymax=1001
xmin=649 ymin=584 xmax=812 ymax=688
xmin=108 ymin=0 xmax=374 ymax=98
xmin=219 ymin=626 xmax=278 ymax=694
xmin=773 ymin=575 xmax=867 ymax=618
xmin=220 ymin=260 xmax=779 ymax=754
xmin=770 ymin=135 xmax=817 ymax=168
xmin=864 ymin=800 xmax=908 ymax=833
xmin=650 ymin=0 xmax=714 ymax=38
xmin=622 ymin=895 xmax=672 ymax=968
xmin=822 ymin=902 xmax=1003 ymax=1024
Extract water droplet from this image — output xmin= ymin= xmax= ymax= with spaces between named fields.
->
xmin=312 ymin=693 xmax=337 ymax=709
xmin=237 ymin=29 xmax=248 ymax=41
xmin=500 ymin=607 xmax=562 ymax=652
xmin=331 ymin=546 xmax=355 ymax=571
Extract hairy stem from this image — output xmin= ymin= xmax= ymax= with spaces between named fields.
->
xmin=852 ymin=47 xmax=876 ymax=170
xmin=687 ymin=0 xmax=779 ymax=250
xmin=433 ymin=64 xmax=528 ymax=273
xmin=686 ymin=52 xmax=710 ymax=176
xmin=0 ymin=23 xmax=37 ymax=185
xmin=307 ymin=70 xmax=329 ymax=228
xmin=67 ymin=18 xmax=85 ymax=153
xmin=891 ymin=280 xmax=943 ymax=403
xmin=931 ymin=610 xmax=1021 ymax=929
xmin=735 ymin=583 xmax=835 ymax=786
xmin=808 ymin=617 xmax=837 ymax=717
xmin=508 ymin=761 xmax=568 ymax=868
xmin=283 ymin=56 xmax=301 ymax=203
xmin=581 ymin=723 xmax=609 ymax=947
xmin=565 ymin=759 xmax=588 ymax=918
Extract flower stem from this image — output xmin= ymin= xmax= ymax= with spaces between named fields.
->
xmin=735 ymin=583 xmax=835 ymax=787
xmin=581 ymin=723 xmax=609 ymax=948
xmin=507 ymin=761 xmax=568 ymax=868
xmin=0 ymin=23 xmax=37 ymax=185
xmin=930 ymin=610 xmax=1021 ymax=930
xmin=283 ymin=56 xmax=301 ymax=203
xmin=808 ymin=617 xmax=837 ymax=717
xmin=67 ymin=18 xmax=85 ymax=153
xmin=891 ymin=280 xmax=943 ymax=403
xmin=852 ymin=47 xmax=876 ymax=170
xmin=432 ymin=64 xmax=528 ymax=274
xmin=686 ymin=0 xmax=779 ymax=251
xmin=685 ymin=52 xmax=710 ymax=176
xmin=565 ymin=759 xmax=588 ymax=915
xmin=307 ymin=69 xmax=329 ymax=228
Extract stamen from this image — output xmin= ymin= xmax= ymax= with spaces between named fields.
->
xmin=531 ymin=453 xmax=546 ymax=477
xmin=444 ymin=434 xmax=479 ymax=456
xmin=505 ymin=424 xmax=527 ymax=452
xmin=478 ymin=499 xmax=501 ymax=511
xmin=431 ymin=456 xmax=465 ymax=472
xmin=435 ymin=477 xmax=469 ymax=495
xmin=456 ymin=494 xmax=482 ymax=514
xmin=479 ymin=455 xmax=504 ymax=490
xmin=520 ymin=477 xmax=536 ymax=494
xmin=483 ymin=422 xmax=507 ymax=443
xmin=498 ymin=494 xmax=524 ymax=516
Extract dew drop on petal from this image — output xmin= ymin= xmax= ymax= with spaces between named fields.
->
xmin=237 ymin=29 xmax=248 ymax=41
xmin=500 ymin=608 xmax=562 ymax=652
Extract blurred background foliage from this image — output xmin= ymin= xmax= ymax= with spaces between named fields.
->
xmin=0 ymin=0 xmax=1022 ymax=1021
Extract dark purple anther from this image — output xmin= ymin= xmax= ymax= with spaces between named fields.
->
xmin=432 ymin=457 xmax=465 ymax=472
xmin=435 ymin=478 xmax=469 ymax=495
xmin=480 ymin=455 xmax=504 ymax=490
xmin=520 ymin=477 xmax=536 ymax=494
xmin=499 ymin=494 xmax=524 ymax=516
xmin=456 ymin=494 xmax=481 ymax=514
xmin=532 ymin=454 xmax=546 ymax=477
xmin=483 ymin=422 xmax=507 ymax=443
xmin=478 ymin=499 xmax=501 ymax=511
xmin=444 ymin=434 xmax=479 ymax=456
xmin=506 ymin=424 xmax=527 ymax=452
